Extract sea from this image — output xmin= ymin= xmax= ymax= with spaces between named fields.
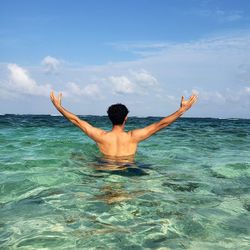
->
xmin=0 ymin=115 xmax=249 ymax=249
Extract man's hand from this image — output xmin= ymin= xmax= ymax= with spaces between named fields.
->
xmin=179 ymin=94 xmax=198 ymax=113
xmin=50 ymin=91 xmax=62 ymax=109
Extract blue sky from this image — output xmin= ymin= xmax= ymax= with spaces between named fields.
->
xmin=1 ymin=0 xmax=250 ymax=117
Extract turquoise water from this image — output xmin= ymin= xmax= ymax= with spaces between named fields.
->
xmin=0 ymin=115 xmax=250 ymax=249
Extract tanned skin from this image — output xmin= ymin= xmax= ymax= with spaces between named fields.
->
xmin=50 ymin=91 xmax=198 ymax=158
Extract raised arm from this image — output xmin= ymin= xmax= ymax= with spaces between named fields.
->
xmin=50 ymin=91 xmax=105 ymax=143
xmin=130 ymin=95 xmax=198 ymax=143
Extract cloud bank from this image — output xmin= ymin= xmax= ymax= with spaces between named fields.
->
xmin=1 ymin=33 xmax=250 ymax=118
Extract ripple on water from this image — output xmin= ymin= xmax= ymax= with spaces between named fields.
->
xmin=0 ymin=116 xmax=250 ymax=249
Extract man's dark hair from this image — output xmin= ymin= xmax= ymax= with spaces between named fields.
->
xmin=107 ymin=103 xmax=129 ymax=125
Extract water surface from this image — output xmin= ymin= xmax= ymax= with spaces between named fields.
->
xmin=0 ymin=115 xmax=250 ymax=249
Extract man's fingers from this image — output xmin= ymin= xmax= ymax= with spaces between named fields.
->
xmin=190 ymin=97 xmax=197 ymax=104
xmin=51 ymin=91 xmax=56 ymax=98
xmin=194 ymin=95 xmax=198 ymax=102
xmin=59 ymin=92 xmax=62 ymax=105
xmin=189 ymin=95 xmax=198 ymax=105
xmin=190 ymin=94 xmax=197 ymax=101
xmin=190 ymin=95 xmax=196 ymax=101
xmin=50 ymin=91 xmax=59 ymax=105
xmin=50 ymin=91 xmax=54 ymax=101
xmin=187 ymin=96 xmax=194 ymax=105
xmin=193 ymin=95 xmax=198 ymax=103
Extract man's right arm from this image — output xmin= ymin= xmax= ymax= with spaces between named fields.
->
xmin=50 ymin=91 xmax=105 ymax=143
xmin=130 ymin=95 xmax=198 ymax=143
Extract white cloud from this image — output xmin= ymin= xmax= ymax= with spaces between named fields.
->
xmin=110 ymin=34 xmax=250 ymax=60
xmin=245 ymin=87 xmax=250 ymax=93
xmin=214 ymin=10 xmax=243 ymax=22
xmin=187 ymin=87 xmax=250 ymax=107
xmin=68 ymin=82 xmax=81 ymax=94
xmin=107 ymin=69 xmax=158 ymax=95
xmin=7 ymin=64 xmax=51 ymax=96
xmin=109 ymin=76 xmax=135 ymax=94
xmin=109 ymin=41 xmax=170 ymax=52
xmin=197 ymin=89 xmax=226 ymax=104
xmin=131 ymin=69 xmax=158 ymax=86
xmin=190 ymin=7 xmax=243 ymax=22
xmin=84 ymin=84 xmax=101 ymax=97
xmin=65 ymin=82 xmax=102 ymax=98
xmin=42 ymin=56 xmax=60 ymax=73
xmin=8 ymin=64 xmax=35 ymax=91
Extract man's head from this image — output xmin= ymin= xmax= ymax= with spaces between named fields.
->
xmin=107 ymin=103 xmax=129 ymax=125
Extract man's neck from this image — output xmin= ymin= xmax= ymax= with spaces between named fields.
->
xmin=112 ymin=124 xmax=125 ymax=132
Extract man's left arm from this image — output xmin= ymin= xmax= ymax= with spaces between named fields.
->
xmin=50 ymin=91 xmax=105 ymax=143
xmin=129 ymin=95 xmax=198 ymax=143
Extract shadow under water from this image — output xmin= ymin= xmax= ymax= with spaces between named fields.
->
xmin=91 ymin=154 xmax=151 ymax=176
xmin=93 ymin=184 xmax=146 ymax=204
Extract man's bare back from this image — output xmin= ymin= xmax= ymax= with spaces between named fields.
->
xmin=50 ymin=92 xmax=197 ymax=157
xmin=97 ymin=129 xmax=138 ymax=156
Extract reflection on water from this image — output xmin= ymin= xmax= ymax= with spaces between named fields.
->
xmin=94 ymin=184 xmax=146 ymax=204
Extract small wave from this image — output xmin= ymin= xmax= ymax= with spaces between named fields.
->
xmin=216 ymin=117 xmax=248 ymax=120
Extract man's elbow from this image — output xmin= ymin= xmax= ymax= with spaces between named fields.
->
xmin=69 ymin=117 xmax=81 ymax=127
xmin=156 ymin=122 xmax=168 ymax=131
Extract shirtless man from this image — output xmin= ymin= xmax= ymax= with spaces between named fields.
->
xmin=50 ymin=91 xmax=197 ymax=158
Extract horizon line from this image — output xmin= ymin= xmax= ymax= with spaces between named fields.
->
xmin=1 ymin=113 xmax=249 ymax=120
